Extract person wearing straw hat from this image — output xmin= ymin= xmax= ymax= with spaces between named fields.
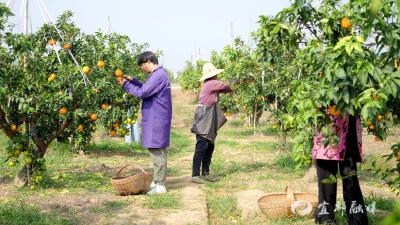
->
xmin=190 ymin=62 xmax=234 ymax=184
xmin=117 ymin=51 xmax=172 ymax=195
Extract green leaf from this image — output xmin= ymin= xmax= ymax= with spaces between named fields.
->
xmin=272 ymin=25 xmax=281 ymax=34
xmin=320 ymin=18 xmax=329 ymax=24
xmin=295 ymin=0 xmax=305 ymax=7
xmin=343 ymin=88 xmax=350 ymax=104
xmin=326 ymin=67 xmax=332 ymax=81
xmin=359 ymin=72 xmax=368 ymax=85
xmin=334 ymin=37 xmax=347 ymax=51
xmin=279 ymin=23 xmax=289 ymax=30
xmin=336 ymin=68 xmax=346 ymax=79
xmin=345 ymin=42 xmax=354 ymax=56
xmin=354 ymin=43 xmax=363 ymax=53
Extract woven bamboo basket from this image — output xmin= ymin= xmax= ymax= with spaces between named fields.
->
xmin=111 ymin=163 xmax=153 ymax=195
xmin=258 ymin=186 xmax=318 ymax=219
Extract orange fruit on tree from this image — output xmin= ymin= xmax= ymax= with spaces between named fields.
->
xmin=369 ymin=124 xmax=375 ymax=130
xmin=48 ymin=73 xmax=57 ymax=82
xmin=63 ymin=43 xmax=71 ymax=50
xmin=35 ymin=175 xmax=44 ymax=182
xmin=97 ymin=60 xmax=106 ymax=68
xmin=396 ymin=151 xmax=400 ymax=161
xmin=77 ymin=124 xmax=84 ymax=132
xmin=113 ymin=122 xmax=120 ymax=128
xmin=328 ymin=105 xmax=338 ymax=116
xmin=10 ymin=124 xmax=17 ymax=131
xmin=377 ymin=115 xmax=383 ymax=121
xmin=7 ymin=161 xmax=16 ymax=167
xmin=92 ymin=87 xmax=100 ymax=94
xmin=257 ymin=96 xmax=264 ymax=101
xmin=90 ymin=113 xmax=98 ymax=122
xmin=101 ymin=103 xmax=109 ymax=110
xmin=25 ymin=158 xmax=33 ymax=165
xmin=82 ymin=66 xmax=91 ymax=75
xmin=115 ymin=69 xmax=123 ymax=77
xmin=340 ymin=17 xmax=352 ymax=29
xmin=59 ymin=107 xmax=68 ymax=115
xmin=333 ymin=110 xmax=341 ymax=117
xmin=48 ymin=39 xmax=57 ymax=46
xmin=13 ymin=150 xmax=20 ymax=157
xmin=110 ymin=130 xmax=117 ymax=137
xmin=119 ymin=129 xmax=127 ymax=136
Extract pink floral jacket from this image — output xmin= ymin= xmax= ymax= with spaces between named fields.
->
xmin=312 ymin=114 xmax=363 ymax=161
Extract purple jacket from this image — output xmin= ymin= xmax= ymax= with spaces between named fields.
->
xmin=123 ymin=66 xmax=172 ymax=149
xmin=198 ymin=80 xmax=232 ymax=106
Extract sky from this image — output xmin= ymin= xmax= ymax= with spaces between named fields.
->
xmin=1 ymin=0 xmax=292 ymax=72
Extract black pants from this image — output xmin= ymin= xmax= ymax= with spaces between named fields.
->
xmin=192 ymin=135 xmax=215 ymax=177
xmin=315 ymin=158 xmax=368 ymax=225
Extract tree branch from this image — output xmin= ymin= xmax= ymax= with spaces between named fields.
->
xmin=0 ymin=106 xmax=13 ymax=138
xmin=29 ymin=114 xmax=47 ymax=157
xmin=304 ymin=22 xmax=321 ymax=42
xmin=46 ymin=117 xmax=71 ymax=146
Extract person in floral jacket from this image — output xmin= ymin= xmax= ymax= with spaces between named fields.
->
xmin=313 ymin=111 xmax=368 ymax=225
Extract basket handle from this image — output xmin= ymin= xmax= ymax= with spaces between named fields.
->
xmin=285 ymin=185 xmax=295 ymax=202
xmin=116 ymin=163 xmax=146 ymax=177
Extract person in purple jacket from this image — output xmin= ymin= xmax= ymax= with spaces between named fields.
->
xmin=117 ymin=51 xmax=172 ymax=195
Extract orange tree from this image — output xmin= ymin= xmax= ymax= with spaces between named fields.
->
xmin=261 ymin=0 xmax=400 ymax=192
xmin=254 ymin=10 xmax=303 ymax=124
xmin=0 ymin=6 xmax=146 ymax=187
xmin=254 ymin=11 xmax=305 ymax=147
xmin=210 ymin=38 xmax=266 ymax=126
xmin=179 ymin=59 xmax=206 ymax=95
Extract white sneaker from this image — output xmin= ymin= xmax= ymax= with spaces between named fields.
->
xmin=146 ymin=184 xmax=167 ymax=195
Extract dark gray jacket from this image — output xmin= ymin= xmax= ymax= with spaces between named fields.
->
xmin=191 ymin=103 xmax=227 ymax=142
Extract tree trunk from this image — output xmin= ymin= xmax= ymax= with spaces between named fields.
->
xmin=281 ymin=132 xmax=287 ymax=151
xmin=14 ymin=164 xmax=32 ymax=187
xmin=255 ymin=110 xmax=263 ymax=126
xmin=248 ymin=109 xmax=263 ymax=128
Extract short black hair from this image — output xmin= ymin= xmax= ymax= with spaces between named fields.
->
xmin=137 ymin=51 xmax=158 ymax=66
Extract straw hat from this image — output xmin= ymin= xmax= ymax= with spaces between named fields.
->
xmin=199 ymin=63 xmax=224 ymax=82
